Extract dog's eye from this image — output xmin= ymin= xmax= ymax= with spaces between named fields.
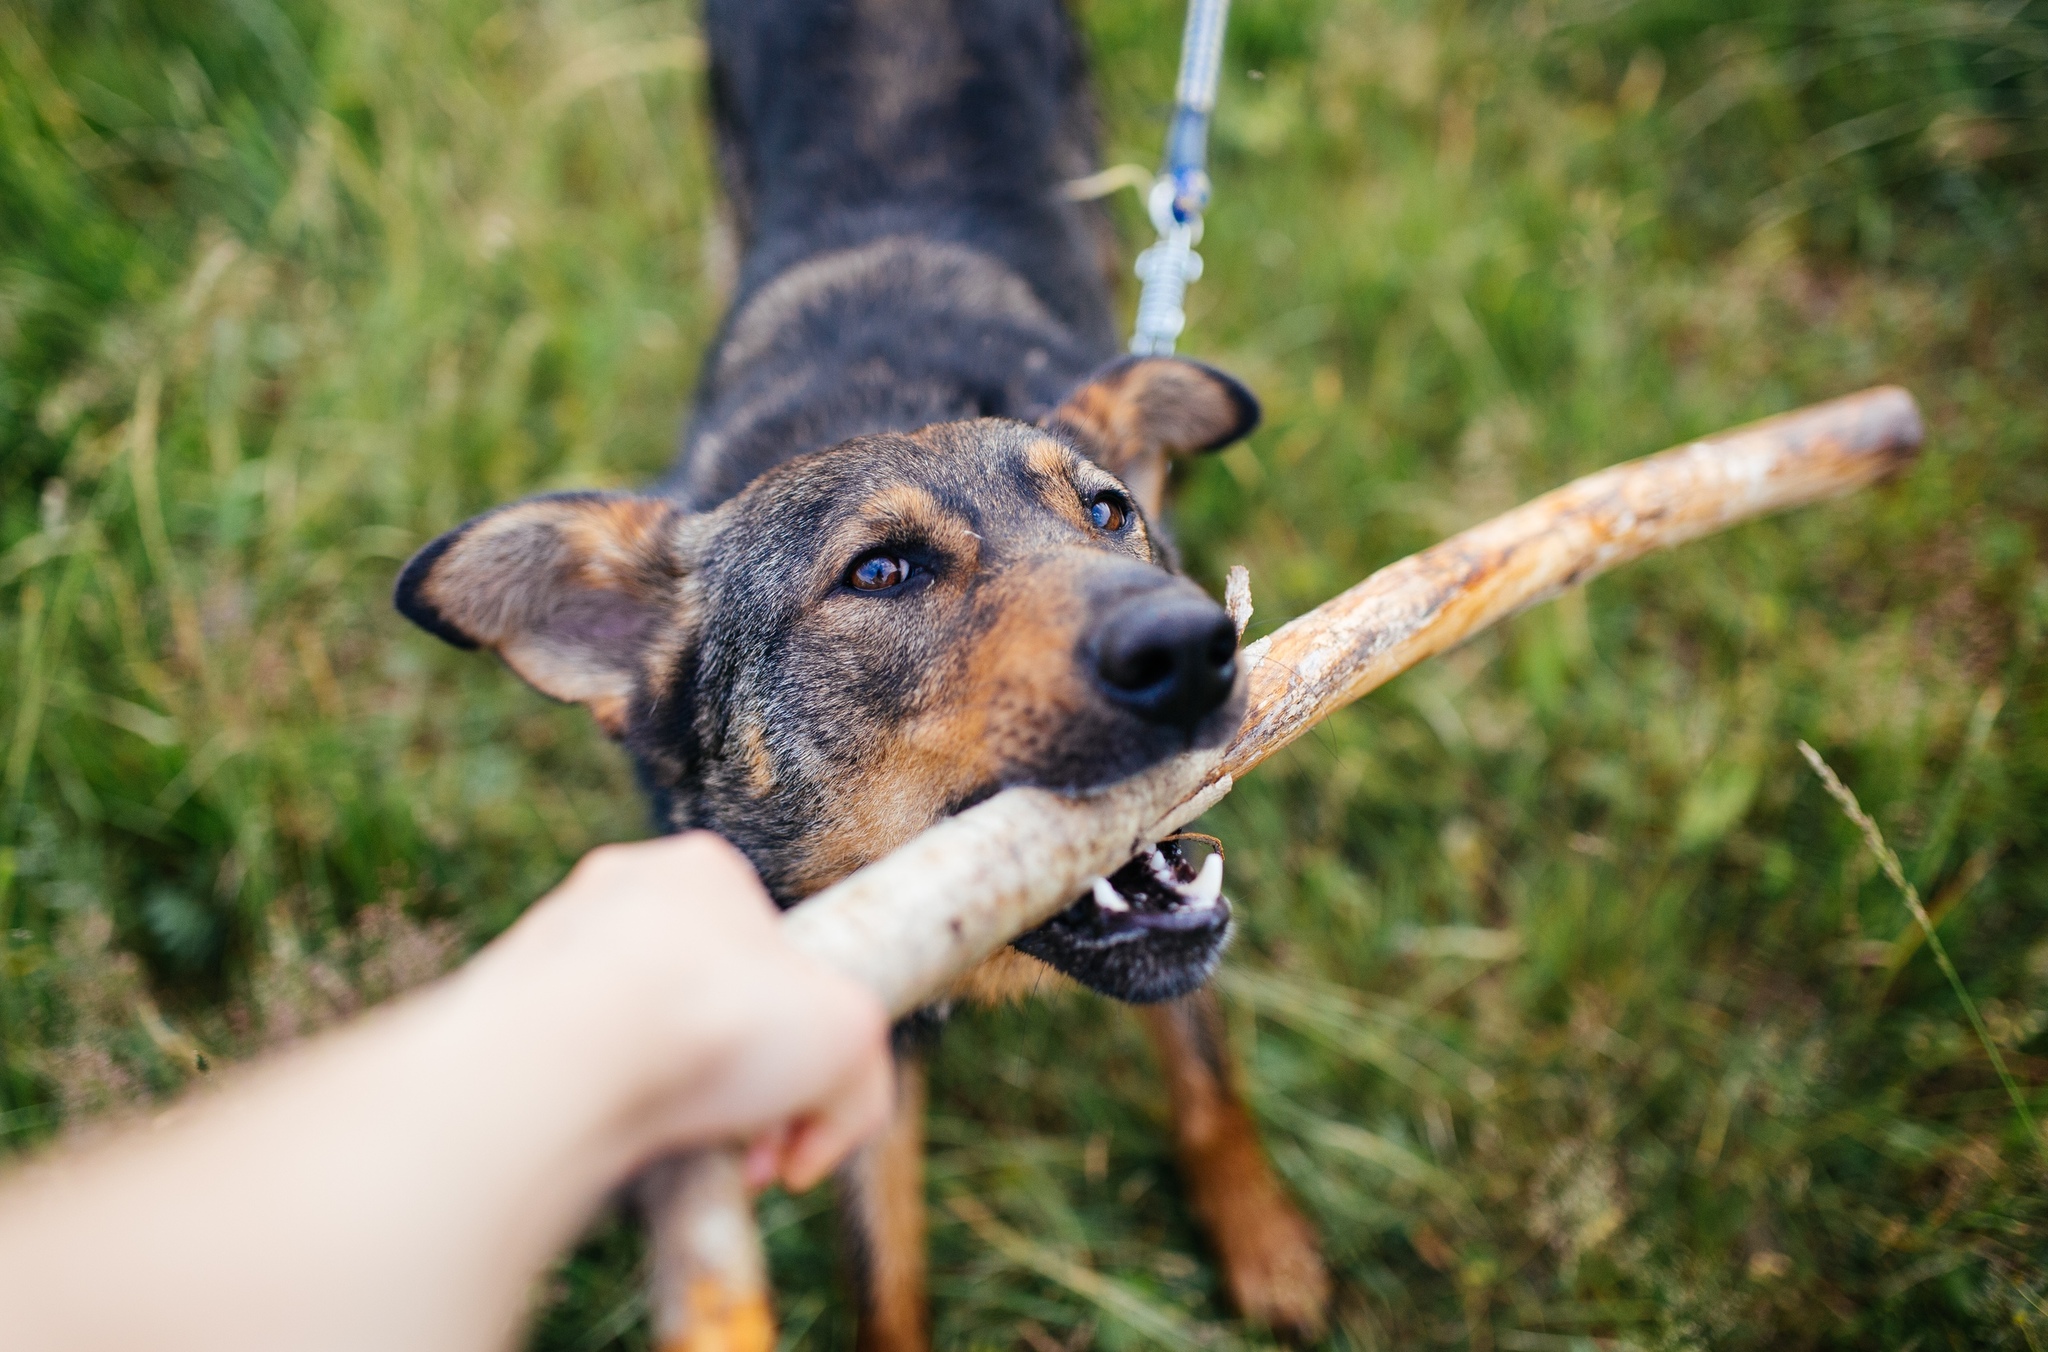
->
xmin=1088 ymin=491 xmax=1130 ymax=532
xmin=846 ymin=552 xmax=912 ymax=592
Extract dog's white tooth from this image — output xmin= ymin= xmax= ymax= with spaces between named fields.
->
xmin=1091 ymin=877 xmax=1130 ymax=912
xmin=1187 ymin=853 xmax=1224 ymax=908
xmin=1148 ymin=848 xmax=1175 ymax=884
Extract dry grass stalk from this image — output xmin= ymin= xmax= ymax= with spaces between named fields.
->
xmin=1795 ymin=739 xmax=2041 ymax=1154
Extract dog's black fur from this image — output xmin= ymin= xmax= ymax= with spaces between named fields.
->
xmin=672 ymin=0 xmax=1121 ymax=506
xmin=396 ymin=0 xmax=1332 ymax=1343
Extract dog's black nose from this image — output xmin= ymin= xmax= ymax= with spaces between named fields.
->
xmin=1093 ymin=594 xmax=1240 ymax=731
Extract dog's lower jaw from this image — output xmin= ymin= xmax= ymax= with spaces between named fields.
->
xmin=1012 ymin=921 xmax=1232 ymax=1004
xmin=1009 ymin=837 xmax=1234 ymax=1004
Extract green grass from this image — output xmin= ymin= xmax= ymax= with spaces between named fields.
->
xmin=4 ymin=0 xmax=2047 ymax=1346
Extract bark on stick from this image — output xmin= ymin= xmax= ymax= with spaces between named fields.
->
xmin=649 ymin=385 xmax=1924 ymax=1351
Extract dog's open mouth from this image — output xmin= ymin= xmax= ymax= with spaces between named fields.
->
xmin=1082 ymin=835 xmax=1229 ymax=935
xmin=1010 ymin=836 xmax=1233 ymax=1003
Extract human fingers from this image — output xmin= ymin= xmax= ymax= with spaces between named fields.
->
xmin=687 ymin=963 xmax=890 ymax=1142
xmin=776 ymin=1050 xmax=896 ymax=1192
xmin=568 ymin=833 xmax=775 ymax=931
xmin=488 ymin=832 xmax=777 ymax=977
xmin=742 ymin=1124 xmax=791 ymax=1192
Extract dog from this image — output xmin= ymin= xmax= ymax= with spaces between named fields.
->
xmin=395 ymin=0 xmax=1331 ymax=1343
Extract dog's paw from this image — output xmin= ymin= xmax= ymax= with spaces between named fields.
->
xmin=1210 ymin=1181 xmax=1331 ymax=1342
xmin=1186 ymin=1135 xmax=1332 ymax=1342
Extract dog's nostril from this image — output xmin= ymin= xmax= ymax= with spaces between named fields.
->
xmin=1103 ymin=643 xmax=1176 ymax=693
xmin=1093 ymin=599 xmax=1241 ymax=731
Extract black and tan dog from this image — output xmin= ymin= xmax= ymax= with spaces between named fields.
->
xmin=396 ymin=0 xmax=1329 ymax=1343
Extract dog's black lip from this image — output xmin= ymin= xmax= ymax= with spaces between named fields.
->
xmin=1125 ymin=902 xmax=1229 ymax=933
xmin=1052 ymin=896 xmax=1231 ymax=946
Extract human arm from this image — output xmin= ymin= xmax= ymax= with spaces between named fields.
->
xmin=0 ymin=833 xmax=891 ymax=1352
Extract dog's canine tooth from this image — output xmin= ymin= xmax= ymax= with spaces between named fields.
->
xmin=1186 ymin=852 xmax=1224 ymax=908
xmin=1091 ymin=876 xmax=1131 ymax=912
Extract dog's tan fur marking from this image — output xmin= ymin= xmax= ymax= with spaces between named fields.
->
xmin=845 ymin=1057 xmax=929 ymax=1352
xmin=945 ymin=947 xmax=1073 ymax=1004
xmin=1018 ymin=435 xmax=1165 ymax=561
xmin=735 ymin=719 xmax=777 ymax=797
xmin=638 ymin=572 xmax=706 ymax=714
xmin=718 ymin=238 xmax=1055 ymax=382
xmin=1140 ymin=990 xmax=1332 ymax=1339
xmin=559 ymin=498 xmax=679 ymax=590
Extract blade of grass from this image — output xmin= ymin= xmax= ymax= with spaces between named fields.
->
xmin=1910 ymin=684 xmax=2005 ymax=891
xmin=1879 ymin=844 xmax=2000 ymax=1000
xmin=1220 ymin=967 xmax=1482 ymax=1098
xmin=1797 ymin=740 xmax=2042 ymax=1158
xmin=945 ymin=1194 xmax=1253 ymax=1350
xmin=126 ymin=366 xmax=213 ymax=702
xmin=5 ymin=581 xmax=48 ymax=815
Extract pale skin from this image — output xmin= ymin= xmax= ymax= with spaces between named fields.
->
xmin=0 ymin=833 xmax=893 ymax=1352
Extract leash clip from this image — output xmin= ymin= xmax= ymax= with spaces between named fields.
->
xmin=1128 ymin=0 xmax=1230 ymax=356
xmin=1131 ymin=179 xmax=1205 ymax=356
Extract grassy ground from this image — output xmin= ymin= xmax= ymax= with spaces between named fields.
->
xmin=4 ymin=0 xmax=2047 ymax=1346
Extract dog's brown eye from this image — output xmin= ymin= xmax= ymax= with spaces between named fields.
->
xmin=1088 ymin=491 xmax=1129 ymax=532
xmin=847 ymin=552 xmax=911 ymax=591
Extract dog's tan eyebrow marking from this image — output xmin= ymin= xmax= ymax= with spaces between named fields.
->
xmin=860 ymin=483 xmax=950 ymax=530
xmin=1026 ymin=438 xmax=1156 ymax=556
xmin=1020 ymin=438 xmax=1100 ymax=532
xmin=820 ymin=483 xmax=981 ymax=585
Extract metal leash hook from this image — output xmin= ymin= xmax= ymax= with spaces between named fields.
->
xmin=1131 ymin=0 xmax=1232 ymax=355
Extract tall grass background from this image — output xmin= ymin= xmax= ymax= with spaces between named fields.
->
xmin=3 ymin=0 xmax=2046 ymax=1346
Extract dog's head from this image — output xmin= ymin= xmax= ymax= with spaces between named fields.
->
xmin=396 ymin=356 xmax=1256 ymax=1003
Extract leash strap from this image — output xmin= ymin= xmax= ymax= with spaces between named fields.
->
xmin=1130 ymin=0 xmax=1232 ymax=356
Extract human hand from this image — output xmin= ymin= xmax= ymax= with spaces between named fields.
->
xmin=468 ymin=833 xmax=893 ymax=1191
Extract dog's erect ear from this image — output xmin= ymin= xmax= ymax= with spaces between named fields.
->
xmin=1042 ymin=356 xmax=1259 ymax=515
xmin=395 ymin=492 xmax=690 ymax=736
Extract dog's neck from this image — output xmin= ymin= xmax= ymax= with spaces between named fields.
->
xmin=663 ymin=0 xmax=1121 ymax=508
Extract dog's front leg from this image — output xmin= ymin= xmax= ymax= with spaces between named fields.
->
xmin=841 ymin=1052 xmax=929 ymax=1352
xmin=1140 ymin=988 xmax=1332 ymax=1341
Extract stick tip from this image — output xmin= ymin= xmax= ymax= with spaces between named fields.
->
xmin=1834 ymin=384 xmax=1926 ymax=469
xmin=658 ymin=1282 xmax=775 ymax=1352
xmin=1224 ymin=565 xmax=1254 ymax=639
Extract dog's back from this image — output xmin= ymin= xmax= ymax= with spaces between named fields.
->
xmin=668 ymin=0 xmax=1120 ymax=507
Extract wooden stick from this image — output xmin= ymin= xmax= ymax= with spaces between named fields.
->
xmin=646 ymin=385 xmax=1924 ymax=1350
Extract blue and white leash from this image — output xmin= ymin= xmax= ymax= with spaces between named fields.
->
xmin=1130 ymin=0 xmax=1232 ymax=356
